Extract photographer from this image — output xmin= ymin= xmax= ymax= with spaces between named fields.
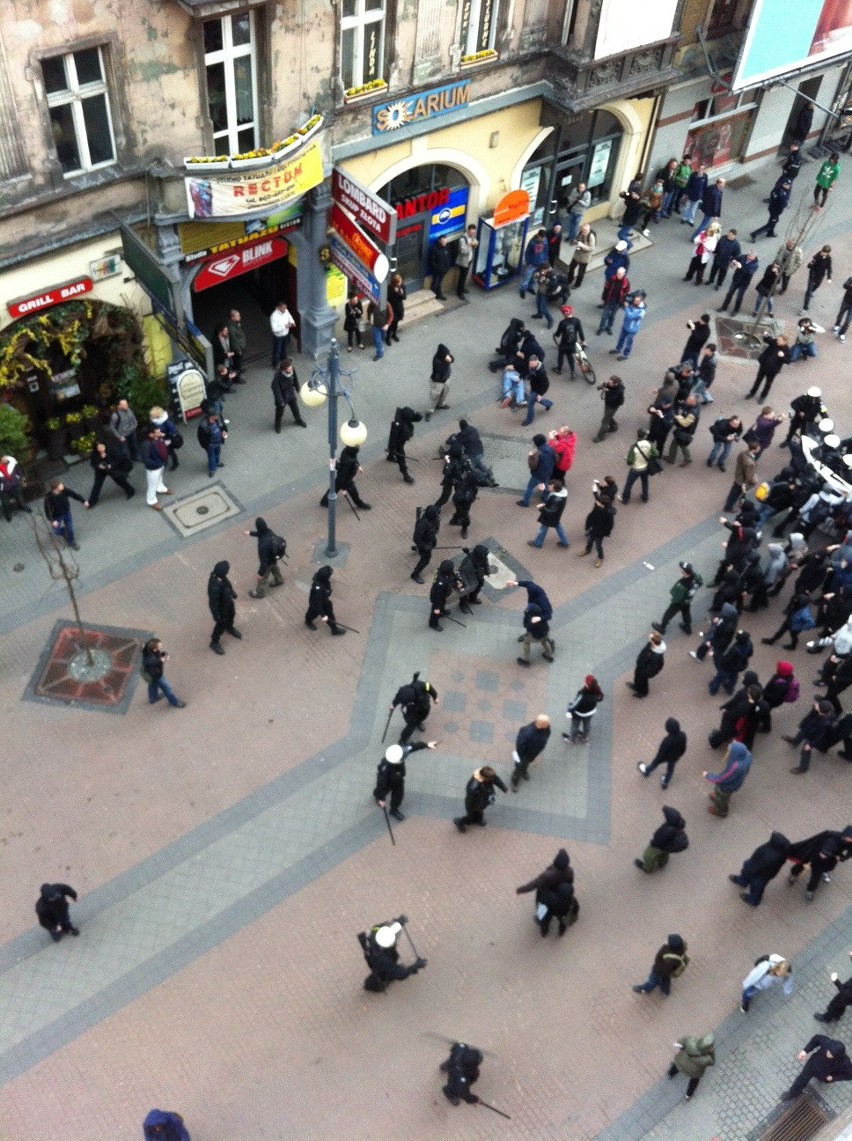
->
xmin=141 ymin=638 xmax=186 ymax=709
xmin=592 ymin=375 xmax=625 ymax=442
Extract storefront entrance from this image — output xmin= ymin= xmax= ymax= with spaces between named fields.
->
xmin=376 ymin=164 xmax=471 ymax=289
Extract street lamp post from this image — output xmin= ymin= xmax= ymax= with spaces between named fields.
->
xmin=301 ymin=337 xmax=367 ymax=558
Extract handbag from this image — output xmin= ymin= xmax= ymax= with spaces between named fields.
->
xmin=647 ymin=457 xmax=663 ymax=476
xmin=170 ymin=430 xmax=184 ymax=450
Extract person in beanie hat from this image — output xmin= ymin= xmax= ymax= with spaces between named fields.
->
xmin=784 ymin=699 xmax=836 ymax=773
xmin=637 ymin=718 xmax=687 ymax=788
xmin=244 ymin=517 xmax=285 ymax=598
xmin=634 ymin=806 xmax=688 ymax=872
xmin=653 ymin=562 xmax=704 ymax=636
xmin=207 ymin=561 xmax=241 ymax=655
xmin=516 ymin=848 xmax=577 ymax=935
xmin=787 ymin=825 xmax=852 ymax=900
xmin=628 ymin=632 xmax=666 ymax=697
xmin=667 ymin=1034 xmax=715 ymax=1100
xmin=761 ymin=661 xmax=797 ymax=729
xmin=564 ymin=676 xmax=605 ymax=743
xmin=780 ymin=1034 xmax=852 ymax=1101
xmin=633 ymin=933 xmax=689 ymax=995
xmin=320 ymin=444 xmax=371 ymax=510
xmin=35 ymin=883 xmax=79 ymax=941
xmin=740 ymin=954 xmax=793 ymax=1012
xmin=704 ymin=741 xmax=752 ymax=816
xmin=729 ymin=831 xmax=791 ymax=906
xmin=454 ymin=766 xmax=508 ymax=831
xmin=373 ymin=740 xmax=437 ymax=821
xmin=440 ymin=1042 xmax=483 ymax=1105
xmin=305 ymin=565 xmax=346 ymax=635
xmin=143 ymin=1110 xmax=191 ymax=1140
xmin=511 ymin=714 xmax=551 ymax=789
xmin=357 ymin=916 xmax=426 ymax=992
xmin=814 ymin=950 xmax=852 ymax=1024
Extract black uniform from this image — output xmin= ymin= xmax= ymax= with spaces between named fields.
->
xmin=441 ymin=1043 xmax=483 ymax=1105
xmin=35 ymin=883 xmax=79 ymax=940
xmin=429 ymin=558 xmax=459 ymax=631
xmin=411 ymin=505 xmax=440 ymax=582
xmin=816 ymin=961 xmax=852 ymax=1023
xmin=782 ymin=1035 xmax=852 ymax=1100
xmin=387 ymin=406 xmax=422 ymax=483
xmin=372 ymin=741 xmax=431 ymax=816
xmin=460 ymin=544 xmax=495 ymax=607
xmin=320 ymin=444 xmax=370 ymax=509
xmin=449 ymin=468 xmax=478 ymax=539
xmin=553 ymin=314 xmax=585 ymax=377
xmin=435 ymin=442 xmax=468 ymax=509
xmin=391 ymin=673 xmax=439 ymax=743
xmin=787 ymin=826 xmax=852 ymax=896
xmin=454 ymin=768 xmax=508 ymax=830
xmin=208 ymin=560 xmax=240 ymax=652
xmin=271 ymin=362 xmax=306 ymax=430
xmin=305 ymin=565 xmax=345 ymax=635
xmin=87 ymin=443 xmax=134 ymax=506
xmin=357 ymin=919 xmax=425 ymax=993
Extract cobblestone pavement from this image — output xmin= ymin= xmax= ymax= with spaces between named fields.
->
xmin=1 ymin=154 xmax=851 ymax=1139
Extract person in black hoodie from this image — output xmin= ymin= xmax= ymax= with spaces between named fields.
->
xmin=511 ymin=713 xmax=551 ymax=789
xmin=709 ymin=629 xmax=754 ymax=696
xmin=489 ymin=317 xmax=526 ymax=372
xmin=580 ymin=488 xmax=615 ymax=566
xmin=780 ymin=1034 xmax=852 ymax=1101
xmin=411 ymin=505 xmax=440 ymax=584
xmin=208 ymin=560 xmax=241 ymax=654
xmin=729 ymin=831 xmax=790 ymax=906
xmin=305 ymin=565 xmax=345 ymax=635
xmin=453 ymin=765 xmax=508 ymax=831
xmin=784 ymin=698 xmax=836 ymax=773
xmin=762 ymin=588 xmax=813 ymax=650
xmin=711 ymin=682 xmax=766 ymax=749
xmin=632 ymin=932 xmax=689 ymax=992
xmin=459 ymin=544 xmax=495 ymax=608
xmin=787 ymin=825 xmax=852 ymax=900
xmin=517 ymin=600 xmax=555 ymax=666
xmin=449 ymin=464 xmax=479 ymax=540
xmin=36 ymin=882 xmax=79 ymax=941
xmin=87 ymin=439 xmax=135 ymax=506
xmin=692 ymin=601 xmax=739 ymax=662
xmin=435 ymin=441 xmax=468 ymax=508
xmin=635 ymin=807 xmax=689 ymax=873
xmin=387 ymin=406 xmax=422 ymax=483
xmin=390 ymin=671 xmax=439 ymax=744
xmin=373 ymin=740 xmax=436 ymax=820
xmin=244 ymin=517 xmax=285 ymax=598
xmin=271 ymin=358 xmax=307 ymax=431
xmin=814 ymin=950 xmax=852 ymax=1024
xmin=516 ymin=328 xmax=546 ymax=377
xmin=516 ymin=848 xmax=577 ymax=936
xmin=425 ymin=344 xmax=454 ymax=420
xmin=320 ymin=444 xmax=371 ymax=510
xmin=441 ymin=1043 xmax=484 ymax=1105
xmin=638 ymin=718 xmax=687 ymax=788
xmin=429 ymin=558 xmax=459 ymax=631
xmin=628 ymin=632 xmax=666 ymax=697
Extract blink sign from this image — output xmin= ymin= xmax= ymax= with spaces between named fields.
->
xmin=372 ymin=81 xmax=470 ymax=135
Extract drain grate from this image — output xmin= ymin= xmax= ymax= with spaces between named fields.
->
xmin=757 ymin=1096 xmax=830 ymax=1141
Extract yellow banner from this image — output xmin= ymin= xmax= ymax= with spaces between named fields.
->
xmin=186 ymin=140 xmax=323 ymax=219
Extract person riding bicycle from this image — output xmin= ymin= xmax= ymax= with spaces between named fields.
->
xmin=553 ymin=305 xmax=586 ymax=379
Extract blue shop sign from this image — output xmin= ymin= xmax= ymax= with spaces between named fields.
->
xmin=373 ymin=81 xmax=470 ymax=135
xmin=428 ymin=186 xmax=470 ymax=240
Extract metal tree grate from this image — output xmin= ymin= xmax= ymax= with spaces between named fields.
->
xmin=757 ymin=1096 xmax=830 ymax=1141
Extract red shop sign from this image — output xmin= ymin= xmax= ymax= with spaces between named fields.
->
xmin=7 ymin=276 xmax=93 ymax=319
xmin=192 ymin=235 xmax=288 ymax=292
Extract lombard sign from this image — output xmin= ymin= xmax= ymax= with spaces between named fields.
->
xmin=332 ymin=168 xmax=397 ymax=245
xmin=330 ymin=204 xmax=389 ymax=284
xmin=192 ymin=234 xmax=289 ymax=292
xmin=372 ymin=81 xmax=470 ymax=136
xmin=8 ymin=277 xmax=93 ymax=319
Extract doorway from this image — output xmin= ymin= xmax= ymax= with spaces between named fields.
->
xmin=783 ymin=77 xmax=822 ymax=148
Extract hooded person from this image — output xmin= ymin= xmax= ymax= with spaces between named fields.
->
xmin=516 ymin=848 xmax=578 ymax=936
xmin=784 ymin=698 xmax=836 ymax=773
xmin=740 ymin=954 xmax=794 ymax=1012
xmin=629 ymin=632 xmax=666 ymax=697
xmin=358 ymin=916 xmax=426 ymax=992
xmin=411 ymin=504 xmax=441 ymax=583
xmin=35 ymin=882 xmax=79 ymax=941
xmin=635 ymin=805 xmax=688 ymax=873
xmin=815 ymin=950 xmax=852 ymax=1024
xmin=459 ymin=543 xmax=496 ymax=608
xmin=787 ymin=825 xmax=852 ymax=900
xmin=762 ymin=661 xmax=796 ymax=715
xmin=245 ymin=517 xmax=286 ymax=598
xmin=390 ymin=672 xmax=439 ymax=744
xmin=208 ymin=560 xmax=241 ymax=655
xmin=425 ymin=343 xmax=454 ymax=420
xmin=667 ymin=1034 xmax=716 ymax=1100
xmin=373 ymin=739 xmax=437 ymax=820
xmin=490 ymin=317 xmax=526 ymax=372
xmin=691 ymin=601 xmax=739 ymax=662
xmin=320 ymin=444 xmax=370 ymax=510
xmin=730 ymin=831 xmax=791 ymax=906
xmin=633 ymin=933 xmax=689 ymax=995
xmin=441 ymin=1042 xmax=484 ymax=1105
xmin=453 ymin=765 xmax=508 ymax=831
xmin=710 ymin=682 xmax=766 ymax=749
xmin=142 ymin=1110 xmax=191 ymax=1141
xmin=709 ymin=629 xmax=754 ymax=697
xmin=305 ymin=565 xmax=345 ymax=635
xmin=780 ymin=1035 xmax=852 ymax=1101
xmin=386 ymin=406 xmax=423 ymax=483
xmin=429 ymin=558 xmax=459 ymax=631
xmin=704 ymin=740 xmax=752 ymax=816
xmin=638 ymin=717 xmax=687 ymax=788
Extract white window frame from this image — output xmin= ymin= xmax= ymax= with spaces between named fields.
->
xmin=690 ymin=88 xmax=758 ymax=129
xmin=459 ymin=0 xmax=499 ymax=57
xmin=203 ymin=11 xmax=259 ymax=154
xmin=340 ymin=0 xmax=386 ymax=91
xmin=43 ymin=47 xmax=116 ymax=177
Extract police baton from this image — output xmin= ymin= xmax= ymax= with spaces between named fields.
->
xmin=476 ymin=1099 xmax=511 ymax=1120
xmin=381 ymin=706 xmax=395 ymax=744
xmin=380 ymin=803 xmax=396 ymax=846
xmin=331 ymin=621 xmax=361 ymax=634
xmin=401 ymin=921 xmax=422 ymax=959
xmin=443 ymin=613 xmax=467 ymax=628
xmin=342 ymin=494 xmax=361 ymax=521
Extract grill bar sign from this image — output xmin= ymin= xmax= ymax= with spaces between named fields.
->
xmin=332 ymin=168 xmax=397 ymax=245
xmin=192 ymin=235 xmax=288 ymax=292
xmin=7 ymin=277 xmax=93 ymax=319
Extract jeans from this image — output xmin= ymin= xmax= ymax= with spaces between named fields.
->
xmin=691 ymin=213 xmax=715 ymax=241
xmin=636 ymin=968 xmax=670 ymax=995
xmin=621 ymin=468 xmax=648 ymax=503
xmin=535 ymin=293 xmax=554 ymax=328
xmin=502 ymin=373 xmax=525 ymax=403
xmin=681 ymin=198 xmax=700 ymax=224
xmin=272 ymin=335 xmax=289 ymax=367
xmin=520 ymin=474 xmax=545 ymax=507
xmin=660 ymin=189 xmax=677 ymax=217
xmin=532 ymin=523 xmax=569 ymax=547
xmin=617 ymin=220 xmax=636 ymax=241
xmin=51 ymin=511 xmax=75 ymax=545
xmin=708 ymin=668 xmax=736 ymax=696
xmin=565 ymin=213 xmax=582 ymax=242
xmin=753 ymin=295 xmax=774 ymax=317
xmin=730 ymin=872 xmax=767 ymax=906
xmin=148 ymin=676 xmax=181 ymax=706
xmin=789 ymin=342 xmax=817 ymax=361
xmin=615 ymin=327 xmax=636 ymax=357
xmin=520 ymin=264 xmax=538 ymax=293
xmin=522 ymin=395 xmax=553 ymax=426
xmin=207 ymin=443 xmax=221 ymax=475
xmin=371 ymin=325 xmax=384 ymax=358
xmin=707 ymin=440 xmax=732 ymax=468
xmin=597 ymin=300 xmax=619 ymax=334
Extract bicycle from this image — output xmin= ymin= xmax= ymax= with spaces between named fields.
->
xmin=574 ymin=343 xmax=597 ymax=386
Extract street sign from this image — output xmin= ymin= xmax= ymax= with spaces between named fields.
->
xmin=332 ymin=168 xmax=397 ymax=245
xmin=330 ymin=204 xmax=389 ymax=283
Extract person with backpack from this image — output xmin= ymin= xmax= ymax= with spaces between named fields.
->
xmin=563 ymin=675 xmax=604 ymax=744
xmin=516 ymin=848 xmax=575 ymax=928
xmin=517 ymin=433 xmax=555 ymax=507
xmin=529 ymin=478 xmax=569 ymax=549
xmin=704 ymin=740 xmax=752 ymax=817
xmin=637 ymin=718 xmax=687 ymax=789
xmin=357 ymin=916 xmax=426 ymax=992
xmin=143 ymin=1109 xmax=191 ymax=1141
xmin=140 ymin=638 xmax=186 ymax=709
xmin=783 ymin=698 xmax=836 ymax=774
xmin=620 ymin=429 xmax=659 ymax=506
xmin=729 ymin=832 xmax=791 ymax=906
xmin=633 ymin=933 xmax=689 ymax=994
xmin=579 ymin=484 xmax=615 ymax=566
xmin=666 ymin=1034 xmax=715 ymax=1100
xmin=762 ymin=588 xmax=815 ymax=650
xmin=634 ymin=806 xmax=688 ymax=872
xmin=440 ymin=1042 xmax=484 ymax=1105
xmin=390 ymin=671 xmax=439 ymax=743
xmin=244 ymin=517 xmax=286 ymax=598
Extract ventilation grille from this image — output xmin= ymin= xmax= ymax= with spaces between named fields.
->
xmin=757 ymin=1096 xmax=830 ymax=1141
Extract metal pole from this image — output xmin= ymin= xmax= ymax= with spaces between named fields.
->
xmin=325 ymin=340 xmax=340 ymax=558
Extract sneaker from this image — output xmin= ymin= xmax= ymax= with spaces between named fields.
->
xmin=637 ymin=762 xmax=648 ymax=775
xmin=210 ymin=642 xmax=225 ymax=655
xmin=516 ymin=657 xmax=530 ymax=667
xmin=841 ymin=335 xmax=847 ymax=343
xmin=822 ymin=872 xmax=831 ymax=883
xmin=642 ymin=229 xmax=650 ymax=237
xmin=688 ymin=651 xmax=699 ymax=660
xmin=834 ymin=325 xmax=840 ymax=333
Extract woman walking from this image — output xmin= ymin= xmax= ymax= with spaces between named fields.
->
xmin=740 ymin=954 xmax=793 ymax=1012
xmin=666 ymin=1034 xmax=715 ymax=1100
xmin=563 ymin=675 xmax=604 ymax=744
xmin=343 ymin=290 xmax=364 ymax=351
xmin=386 ymin=274 xmax=407 ymax=345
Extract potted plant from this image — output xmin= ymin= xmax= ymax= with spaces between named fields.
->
xmin=45 ymin=416 xmax=67 ymax=461
xmin=65 ymin=411 xmax=84 ymax=440
xmin=72 ymin=431 xmax=97 ymax=458
xmin=183 ymin=154 xmax=231 ymax=173
xmin=82 ymin=404 xmax=101 ymax=427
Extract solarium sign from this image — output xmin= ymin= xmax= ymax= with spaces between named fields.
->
xmin=372 ymin=81 xmax=470 ymax=135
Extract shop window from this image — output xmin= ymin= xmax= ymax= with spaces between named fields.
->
xmin=341 ymin=0 xmax=386 ymax=91
xmin=458 ymin=0 xmax=499 ymax=57
xmin=41 ymin=48 xmax=116 ymax=176
xmin=203 ymin=12 xmax=258 ymax=156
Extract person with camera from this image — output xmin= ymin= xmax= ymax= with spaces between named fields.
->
xmin=717 ymin=252 xmax=759 ymax=317
xmin=593 ymin=375 xmax=625 ymax=442
xmin=141 ymin=638 xmax=186 ymax=708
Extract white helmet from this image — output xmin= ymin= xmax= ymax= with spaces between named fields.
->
xmin=384 ymin=745 xmax=404 ymax=764
xmin=374 ymin=922 xmax=402 ymax=948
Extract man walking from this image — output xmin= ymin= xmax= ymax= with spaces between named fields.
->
xmin=270 ymin=300 xmax=296 ymax=366
xmin=690 ymin=177 xmax=725 ymax=241
xmin=208 ymin=560 xmax=241 ymax=655
xmin=751 ymin=180 xmax=792 ymax=240
xmin=141 ymin=637 xmax=186 ymax=709
xmin=633 ymin=933 xmax=689 ymax=995
xmin=780 ymin=1035 xmax=852 ymax=1100
xmin=36 ymin=882 xmax=80 ymax=941
xmin=511 ymin=714 xmax=551 ymax=790
xmin=718 ymin=252 xmax=759 ymax=317
xmin=519 ymin=229 xmax=549 ymax=297
xmin=373 ymin=740 xmax=437 ymax=821
xmin=729 ymin=831 xmax=790 ymax=906
xmin=390 ymin=671 xmax=439 ymax=744
xmin=637 ymin=719 xmax=688 ymax=789
xmin=453 ymin=766 xmax=508 ymax=831
xmin=787 ymin=824 xmax=852 ymax=901
xmin=723 ymin=440 xmax=761 ymax=512
xmin=654 ymin=561 xmax=703 ymax=636
xmin=803 ymin=245 xmax=833 ymax=312
xmin=516 ymin=595 xmax=555 ymax=667
xmin=704 ymin=740 xmax=752 ymax=816
xmin=320 ymin=443 xmax=371 ymax=510
xmin=305 ymin=565 xmax=346 ymax=635
xmin=814 ymin=951 xmax=852 ymax=1025
xmin=244 ymin=517 xmax=286 ymax=598
xmin=613 ymin=291 xmax=646 ymax=360
xmin=271 ymin=358 xmax=307 ymax=431
xmin=358 ymin=916 xmax=426 ymax=992
xmin=43 ymin=478 xmax=87 ymax=549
